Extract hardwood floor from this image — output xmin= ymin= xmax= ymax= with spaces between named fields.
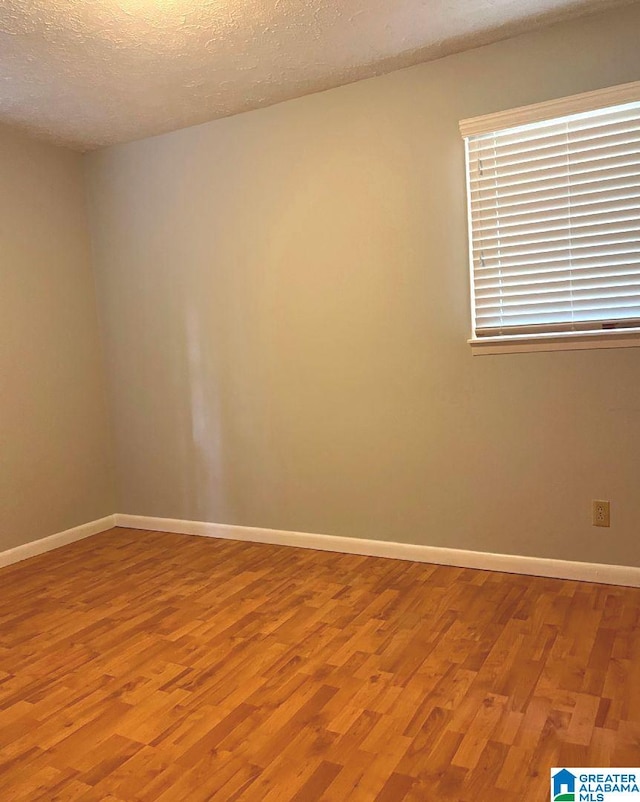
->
xmin=0 ymin=528 xmax=639 ymax=801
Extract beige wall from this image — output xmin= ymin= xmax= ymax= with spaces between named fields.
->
xmin=0 ymin=125 xmax=115 ymax=550
xmin=86 ymin=3 xmax=640 ymax=566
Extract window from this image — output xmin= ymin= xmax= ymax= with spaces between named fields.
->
xmin=460 ymin=82 xmax=640 ymax=354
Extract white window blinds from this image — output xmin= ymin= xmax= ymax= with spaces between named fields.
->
xmin=463 ymin=94 xmax=640 ymax=339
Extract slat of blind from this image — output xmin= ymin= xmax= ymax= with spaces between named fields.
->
xmin=469 ymin=152 xmax=640 ymax=190
xmin=469 ymin=168 xmax=640 ymax=205
xmin=476 ymin=290 xmax=640 ymax=308
xmin=475 ymin=219 xmax=640 ymax=248
xmin=472 ymin=203 xmax=640 ymax=236
xmin=477 ymin=283 xmax=640 ymax=303
xmin=473 ymin=252 xmax=640 ymax=277
xmin=470 ymin=160 xmax=640 ymax=197
xmin=468 ymin=104 xmax=640 ymax=151
xmin=468 ymin=117 xmax=640 ymax=161
xmin=476 ymin=270 xmax=640 ymax=288
xmin=468 ymin=123 xmax=640 ymax=166
xmin=475 ymin=304 xmax=640 ymax=326
xmin=471 ymin=183 xmax=640 ymax=220
xmin=477 ymin=302 xmax=640 ymax=322
xmin=475 ymin=249 xmax=640 ymax=274
xmin=477 ymin=232 xmax=640 ymax=262
xmin=476 ymin=269 xmax=640 ymax=291
xmin=474 ymin=294 xmax=639 ymax=316
xmin=469 ymin=133 xmax=640 ymax=177
xmin=476 ymin=289 xmax=640 ymax=312
xmin=477 ymin=320 xmax=640 ymax=336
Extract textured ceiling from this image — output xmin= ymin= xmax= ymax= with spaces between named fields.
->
xmin=0 ymin=0 xmax=636 ymax=150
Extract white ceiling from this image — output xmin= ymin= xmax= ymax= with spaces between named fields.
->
xmin=0 ymin=0 xmax=635 ymax=151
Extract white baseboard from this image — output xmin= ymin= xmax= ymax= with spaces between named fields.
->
xmin=114 ymin=514 xmax=640 ymax=588
xmin=0 ymin=515 xmax=116 ymax=569
xmin=4 ymin=512 xmax=638 ymax=588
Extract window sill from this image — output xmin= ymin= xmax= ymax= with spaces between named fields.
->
xmin=469 ymin=329 xmax=640 ymax=355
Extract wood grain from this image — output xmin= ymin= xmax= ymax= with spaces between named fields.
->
xmin=0 ymin=527 xmax=638 ymax=801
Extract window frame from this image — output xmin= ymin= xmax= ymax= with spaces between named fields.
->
xmin=460 ymin=81 xmax=640 ymax=355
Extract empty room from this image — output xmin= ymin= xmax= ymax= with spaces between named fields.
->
xmin=2 ymin=0 xmax=640 ymax=799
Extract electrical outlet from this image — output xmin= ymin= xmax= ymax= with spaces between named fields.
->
xmin=593 ymin=500 xmax=610 ymax=527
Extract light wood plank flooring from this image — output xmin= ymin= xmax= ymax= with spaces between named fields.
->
xmin=0 ymin=527 xmax=639 ymax=801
